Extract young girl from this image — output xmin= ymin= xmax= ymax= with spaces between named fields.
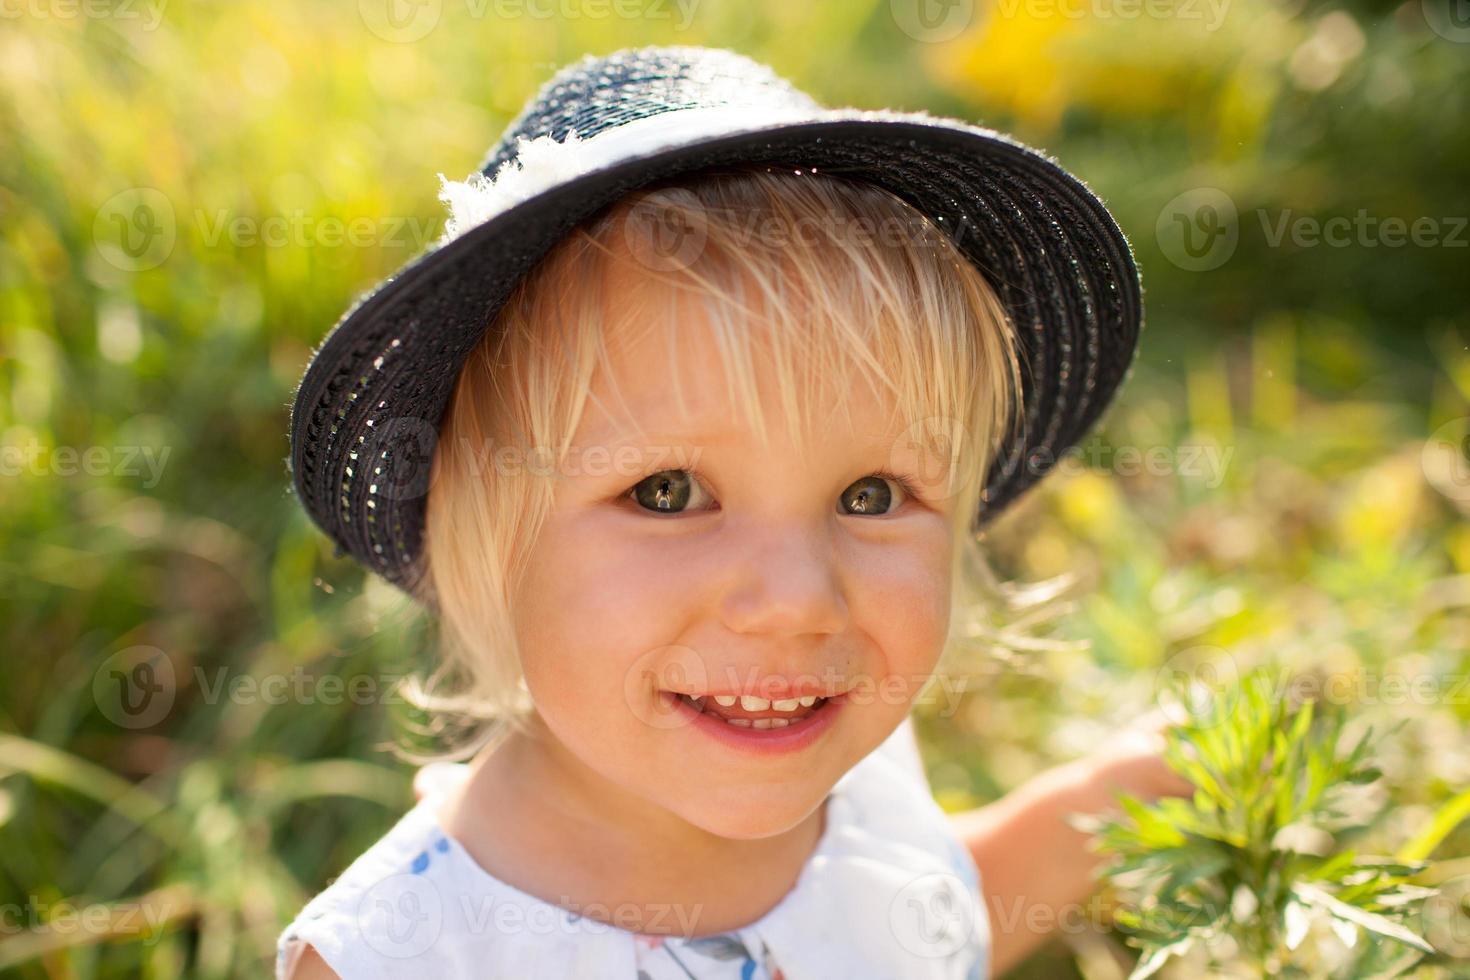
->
xmin=279 ymin=45 xmax=1191 ymax=979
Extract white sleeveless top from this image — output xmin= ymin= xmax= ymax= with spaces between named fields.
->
xmin=276 ymin=719 xmax=990 ymax=979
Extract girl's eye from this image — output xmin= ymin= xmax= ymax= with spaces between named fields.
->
xmin=839 ymin=472 xmax=916 ymax=516
xmin=624 ymin=469 xmax=918 ymax=516
xmin=627 ymin=469 xmax=714 ymax=514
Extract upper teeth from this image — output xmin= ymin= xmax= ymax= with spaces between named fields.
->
xmin=708 ymin=695 xmax=820 ymax=710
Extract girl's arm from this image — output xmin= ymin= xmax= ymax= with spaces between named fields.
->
xmin=949 ymin=720 xmax=1194 ymax=978
xmin=286 ymin=945 xmax=340 ymax=980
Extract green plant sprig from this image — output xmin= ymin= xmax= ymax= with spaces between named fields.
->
xmin=1081 ymin=665 xmax=1444 ymax=980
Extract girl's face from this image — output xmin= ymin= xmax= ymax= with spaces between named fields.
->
xmin=511 ymin=274 xmax=958 ymax=841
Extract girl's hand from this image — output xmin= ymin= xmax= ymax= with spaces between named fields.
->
xmin=1085 ymin=707 xmax=1195 ymax=806
xmin=957 ymin=707 xmax=1194 ymax=977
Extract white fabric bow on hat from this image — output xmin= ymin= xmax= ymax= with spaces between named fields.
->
xmin=434 ymin=104 xmax=837 ymax=245
xmin=436 ymin=130 xmax=597 ymax=242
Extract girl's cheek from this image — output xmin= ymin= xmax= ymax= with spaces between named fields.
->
xmin=516 ymin=522 xmax=683 ymax=723
xmin=849 ymin=527 xmax=953 ymax=648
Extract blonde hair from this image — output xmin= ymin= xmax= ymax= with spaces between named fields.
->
xmin=397 ymin=164 xmax=1073 ymax=762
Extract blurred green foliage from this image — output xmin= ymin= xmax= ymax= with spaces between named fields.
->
xmin=1 ymin=0 xmax=1467 ymax=976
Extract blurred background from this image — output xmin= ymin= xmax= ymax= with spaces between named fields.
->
xmin=1 ymin=0 xmax=1467 ymax=976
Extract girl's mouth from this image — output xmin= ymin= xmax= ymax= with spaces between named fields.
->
xmin=658 ymin=689 xmax=847 ymax=756
xmin=673 ymin=692 xmax=832 ymax=728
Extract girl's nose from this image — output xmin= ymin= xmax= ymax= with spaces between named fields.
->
xmin=717 ymin=522 xmax=849 ymax=637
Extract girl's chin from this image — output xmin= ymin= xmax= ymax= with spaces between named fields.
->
xmin=670 ymin=794 xmax=830 ymax=842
